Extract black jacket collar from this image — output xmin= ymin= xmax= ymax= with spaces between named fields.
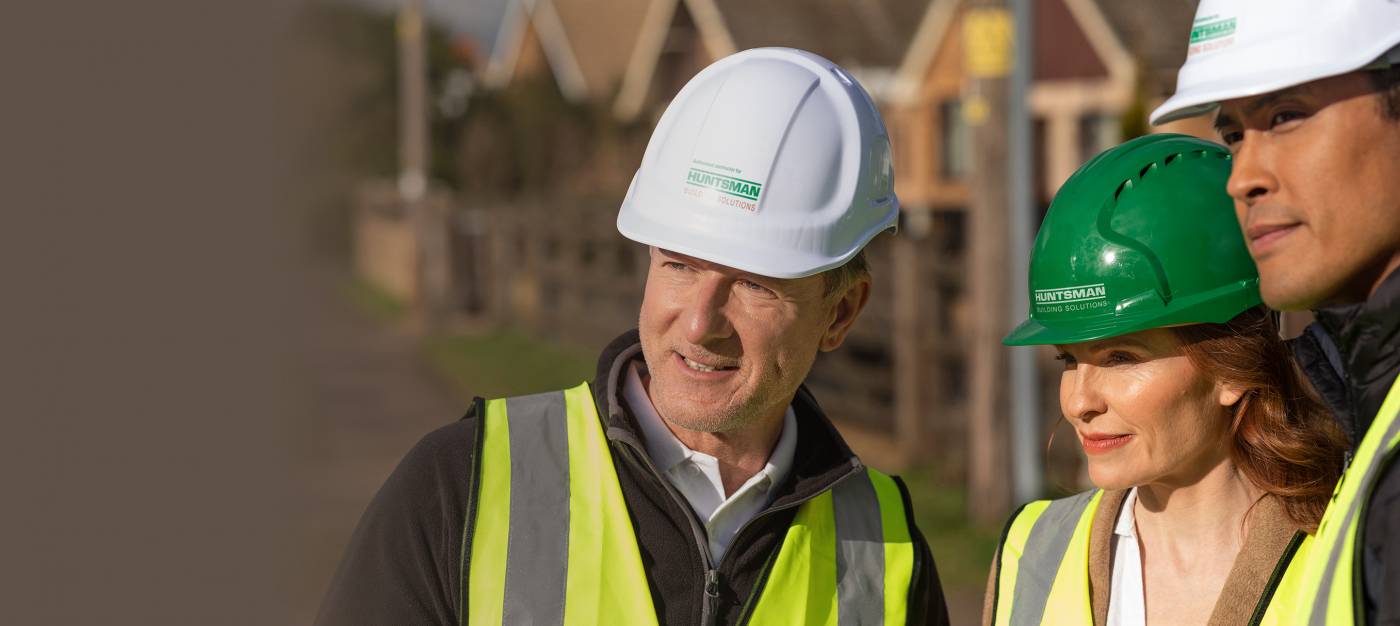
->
xmin=1315 ymin=268 xmax=1400 ymax=439
xmin=588 ymin=330 xmax=863 ymax=506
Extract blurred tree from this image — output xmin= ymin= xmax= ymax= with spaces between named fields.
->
xmin=306 ymin=1 xmax=469 ymax=189
xmin=457 ymin=74 xmax=648 ymax=201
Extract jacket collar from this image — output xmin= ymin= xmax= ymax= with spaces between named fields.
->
xmin=589 ymin=330 xmax=862 ymax=506
xmin=1315 ymin=267 xmax=1400 ymax=433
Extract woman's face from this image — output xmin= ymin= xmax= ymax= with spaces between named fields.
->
xmin=1056 ymin=327 xmax=1245 ymax=490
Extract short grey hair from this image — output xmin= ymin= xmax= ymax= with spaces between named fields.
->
xmin=820 ymin=248 xmax=870 ymax=301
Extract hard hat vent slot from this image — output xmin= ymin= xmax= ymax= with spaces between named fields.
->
xmin=1114 ymin=179 xmax=1132 ymax=201
xmin=1164 ymin=153 xmax=1181 ymax=166
xmin=1139 ymin=163 xmax=1158 ymax=179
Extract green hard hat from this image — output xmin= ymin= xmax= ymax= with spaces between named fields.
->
xmin=1003 ymin=133 xmax=1260 ymax=346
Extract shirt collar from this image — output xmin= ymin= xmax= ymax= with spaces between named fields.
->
xmin=623 ymin=361 xmax=797 ymax=485
xmin=1115 ymin=486 xmax=1139 ymax=539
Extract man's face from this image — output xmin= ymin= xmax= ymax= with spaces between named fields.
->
xmin=637 ymin=248 xmax=868 ymax=433
xmin=1215 ymin=72 xmax=1400 ymax=309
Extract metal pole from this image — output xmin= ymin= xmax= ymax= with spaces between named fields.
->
xmin=1007 ymin=0 xmax=1042 ymax=505
xmin=398 ymin=0 xmax=451 ymax=327
xmin=965 ymin=0 xmax=1013 ymax=524
xmin=397 ymin=0 xmax=427 ymax=205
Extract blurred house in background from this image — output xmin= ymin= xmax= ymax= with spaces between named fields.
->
xmin=353 ymin=0 xmax=1205 ymax=482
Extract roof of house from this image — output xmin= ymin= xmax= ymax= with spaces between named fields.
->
xmin=1091 ymin=0 xmax=1198 ymax=96
xmin=891 ymin=0 xmax=1172 ymax=104
xmin=711 ymin=0 xmax=928 ymax=71
xmin=485 ymin=0 xmax=652 ymax=102
xmin=551 ymin=0 xmax=652 ymax=97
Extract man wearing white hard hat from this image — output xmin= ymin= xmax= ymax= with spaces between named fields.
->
xmin=316 ymin=48 xmax=949 ymax=625
xmin=1152 ymin=1 xmax=1400 ymax=623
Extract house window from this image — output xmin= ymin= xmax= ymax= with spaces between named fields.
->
xmin=940 ymin=99 xmax=971 ymax=180
xmin=1078 ymin=113 xmax=1119 ymax=165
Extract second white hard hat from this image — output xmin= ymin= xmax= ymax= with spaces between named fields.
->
xmin=1151 ymin=0 xmax=1400 ymax=125
xmin=616 ymin=47 xmax=898 ymax=279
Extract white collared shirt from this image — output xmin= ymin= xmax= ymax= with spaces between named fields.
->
xmin=1107 ymin=487 xmax=1146 ymax=626
xmin=623 ymin=362 xmax=797 ymax=563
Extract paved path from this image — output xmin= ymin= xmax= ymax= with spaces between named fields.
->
xmin=292 ymin=267 xmax=464 ymax=624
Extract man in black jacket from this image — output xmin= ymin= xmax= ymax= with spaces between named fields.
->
xmin=316 ymin=48 xmax=950 ymax=626
xmin=1152 ymin=8 xmax=1400 ymax=621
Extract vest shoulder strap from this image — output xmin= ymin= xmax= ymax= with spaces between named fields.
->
xmin=745 ymin=466 xmax=918 ymax=626
xmin=465 ymin=383 xmax=657 ymax=626
xmin=992 ymin=490 xmax=1102 ymax=626
xmin=1295 ymin=376 xmax=1400 ymax=624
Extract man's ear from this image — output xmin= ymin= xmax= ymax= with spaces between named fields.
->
xmin=820 ymin=276 xmax=871 ymax=352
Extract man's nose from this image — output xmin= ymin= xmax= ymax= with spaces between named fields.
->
xmin=680 ymin=276 xmax=735 ymax=346
xmin=1226 ymin=132 xmax=1280 ymax=207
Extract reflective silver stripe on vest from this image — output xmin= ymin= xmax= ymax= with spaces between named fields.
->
xmin=1009 ymin=490 xmax=1098 ymax=625
xmin=833 ymin=470 xmax=885 ymax=625
xmin=1311 ymin=408 xmax=1400 ymax=624
xmin=502 ymin=391 xmax=570 ymax=625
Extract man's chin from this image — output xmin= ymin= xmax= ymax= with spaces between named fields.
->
xmin=654 ymin=402 xmax=742 ymax=433
xmin=1259 ymin=266 xmax=1350 ymax=311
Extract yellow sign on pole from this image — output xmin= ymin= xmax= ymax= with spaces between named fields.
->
xmin=963 ymin=8 xmax=1014 ymax=78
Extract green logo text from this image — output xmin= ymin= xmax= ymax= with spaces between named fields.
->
xmin=1190 ymin=18 xmax=1236 ymax=44
xmin=686 ymin=168 xmax=762 ymax=202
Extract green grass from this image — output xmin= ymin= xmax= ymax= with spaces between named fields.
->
xmin=900 ymin=469 xmax=1002 ymax=589
xmin=423 ymin=329 xmax=595 ymax=400
xmin=343 ymin=276 xmax=408 ymax=323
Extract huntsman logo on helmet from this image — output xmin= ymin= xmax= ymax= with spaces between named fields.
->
xmin=617 ymin=48 xmax=899 ymax=279
xmin=1004 ymin=134 xmax=1261 ymax=346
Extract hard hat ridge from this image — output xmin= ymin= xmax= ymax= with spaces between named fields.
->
xmin=616 ymin=47 xmax=898 ymax=279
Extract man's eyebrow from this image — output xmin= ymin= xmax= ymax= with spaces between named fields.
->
xmin=1213 ymin=84 xmax=1314 ymax=133
xmin=1242 ymin=90 xmax=1289 ymax=116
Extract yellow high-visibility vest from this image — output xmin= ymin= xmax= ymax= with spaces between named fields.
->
xmin=990 ymin=489 xmax=1312 ymax=625
xmin=462 ymin=381 xmax=916 ymax=625
xmin=1290 ymin=378 xmax=1400 ymax=624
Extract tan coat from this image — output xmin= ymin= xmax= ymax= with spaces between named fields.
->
xmin=981 ymin=490 xmax=1305 ymax=625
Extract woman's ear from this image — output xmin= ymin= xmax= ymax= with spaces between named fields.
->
xmin=1217 ymin=382 xmax=1247 ymax=409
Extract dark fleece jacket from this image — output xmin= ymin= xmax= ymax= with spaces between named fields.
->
xmin=315 ymin=330 xmax=950 ymax=625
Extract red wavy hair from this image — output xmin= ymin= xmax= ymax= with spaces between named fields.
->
xmin=1172 ymin=306 xmax=1348 ymax=532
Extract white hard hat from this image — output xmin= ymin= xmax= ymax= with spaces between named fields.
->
xmin=616 ymin=47 xmax=898 ymax=279
xmin=1151 ymin=0 xmax=1400 ymax=125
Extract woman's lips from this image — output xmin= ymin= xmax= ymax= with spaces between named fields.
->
xmin=1080 ymin=433 xmax=1132 ymax=454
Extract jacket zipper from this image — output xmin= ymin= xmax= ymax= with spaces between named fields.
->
xmin=618 ymin=444 xmax=721 ymax=626
xmin=617 ymin=441 xmax=864 ymax=625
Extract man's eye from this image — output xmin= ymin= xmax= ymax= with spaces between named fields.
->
xmin=1054 ymin=352 xmax=1076 ymax=367
xmin=1220 ymin=129 xmax=1244 ymax=146
xmin=737 ymin=279 xmax=774 ymax=295
xmin=663 ymin=261 xmax=691 ymax=272
xmin=1269 ymin=110 xmax=1306 ymax=129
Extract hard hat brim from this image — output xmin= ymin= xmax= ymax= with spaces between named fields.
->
xmin=616 ymin=199 xmax=899 ymax=280
xmin=1003 ymin=279 xmax=1261 ymax=347
xmin=1151 ymin=36 xmax=1400 ymax=126
xmin=1001 ymin=317 xmax=1135 ymax=347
